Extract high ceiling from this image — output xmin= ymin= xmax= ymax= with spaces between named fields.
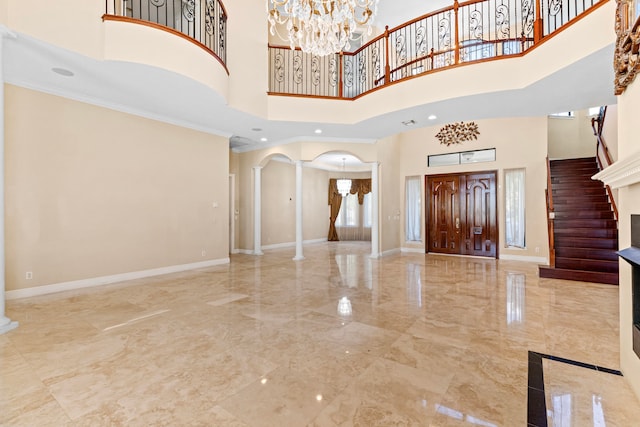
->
xmin=2 ymin=2 xmax=616 ymax=162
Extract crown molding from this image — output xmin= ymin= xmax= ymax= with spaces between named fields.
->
xmin=592 ymin=150 xmax=640 ymax=189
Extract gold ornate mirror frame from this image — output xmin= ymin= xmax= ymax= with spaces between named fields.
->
xmin=615 ymin=0 xmax=640 ymax=94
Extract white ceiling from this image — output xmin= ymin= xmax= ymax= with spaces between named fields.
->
xmin=1 ymin=2 xmax=617 ymax=168
xmin=376 ymin=0 xmax=453 ymax=29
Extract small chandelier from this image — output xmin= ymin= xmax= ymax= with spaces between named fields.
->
xmin=336 ymin=158 xmax=352 ymax=197
xmin=267 ymin=0 xmax=379 ymax=56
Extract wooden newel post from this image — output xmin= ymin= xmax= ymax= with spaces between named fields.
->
xmin=453 ymin=0 xmax=460 ymax=65
xmin=534 ymin=0 xmax=543 ymax=43
xmin=384 ymin=25 xmax=391 ymax=85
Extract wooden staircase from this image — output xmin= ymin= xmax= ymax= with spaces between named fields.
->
xmin=539 ymin=157 xmax=619 ymax=285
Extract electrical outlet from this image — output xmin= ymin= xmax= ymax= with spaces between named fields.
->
xmin=201 ymin=250 xmax=206 ymax=257
xmin=26 ymin=272 xmax=33 ymax=280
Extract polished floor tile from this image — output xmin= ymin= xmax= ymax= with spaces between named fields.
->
xmin=2 ymin=242 xmax=639 ymax=426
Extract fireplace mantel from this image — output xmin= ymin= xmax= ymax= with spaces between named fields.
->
xmin=592 ymin=150 xmax=640 ymax=189
xmin=619 ymin=247 xmax=640 ymax=268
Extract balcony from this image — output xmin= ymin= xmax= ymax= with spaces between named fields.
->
xmin=268 ymin=0 xmax=607 ymax=99
xmin=104 ymin=0 xmax=227 ymax=72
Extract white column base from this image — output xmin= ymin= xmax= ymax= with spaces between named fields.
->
xmin=292 ymin=255 xmax=305 ymax=261
xmin=254 ymin=250 xmax=264 ymax=256
xmin=0 ymin=317 xmax=18 ymax=335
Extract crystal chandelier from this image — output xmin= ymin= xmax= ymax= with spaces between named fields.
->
xmin=267 ymin=0 xmax=379 ymax=56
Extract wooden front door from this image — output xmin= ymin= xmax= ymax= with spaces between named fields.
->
xmin=427 ymin=175 xmax=461 ymax=254
xmin=427 ymin=171 xmax=497 ymax=258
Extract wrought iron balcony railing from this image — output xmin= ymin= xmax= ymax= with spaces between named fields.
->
xmin=104 ymin=0 xmax=227 ymax=71
xmin=269 ymin=0 xmax=606 ymax=99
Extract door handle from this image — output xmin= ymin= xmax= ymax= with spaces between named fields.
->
xmin=455 ymin=218 xmax=460 ymax=229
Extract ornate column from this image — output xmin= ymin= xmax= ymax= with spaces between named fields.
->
xmin=253 ymin=166 xmax=264 ymax=255
xmin=0 ymin=27 xmax=18 ymax=334
xmin=293 ymin=160 xmax=304 ymax=261
xmin=370 ymin=162 xmax=380 ymax=259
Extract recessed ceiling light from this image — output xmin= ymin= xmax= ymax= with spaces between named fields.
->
xmin=260 ymin=137 xmax=268 ymax=142
xmin=51 ymin=67 xmax=74 ymax=77
xmin=428 ymin=114 xmax=437 ymax=120
xmin=314 ymin=129 xmax=322 ymax=134
xmin=402 ymin=120 xmax=416 ymax=126
xmin=251 ymin=128 xmax=262 ymax=132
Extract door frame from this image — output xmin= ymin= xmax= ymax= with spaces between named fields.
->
xmin=426 ymin=170 xmax=499 ymax=259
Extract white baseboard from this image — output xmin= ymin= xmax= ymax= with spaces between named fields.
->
xmin=380 ymin=248 xmax=401 ymax=257
xmin=6 ymin=258 xmax=230 ymax=300
xmin=401 ymin=247 xmax=426 ymax=254
xmin=304 ymin=238 xmax=329 ymax=245
xmin=236 ymin=249 xmax=254 ymax=255
xmin=262 ymin=238 xmax=328 ymax=251
xmin=499 ymin=254 xmax=548 ymax=264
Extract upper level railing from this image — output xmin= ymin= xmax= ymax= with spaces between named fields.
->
xmin=269 ymin=0 xmax=607 ymax=99
xmin=104 ymin=0 xmax=227 ymax=71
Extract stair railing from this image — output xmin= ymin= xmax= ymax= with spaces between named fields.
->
xmin=591 ymin=106 xmax=619 ymax=221
xmin=546 ymin=156 xmax=556 ymax=267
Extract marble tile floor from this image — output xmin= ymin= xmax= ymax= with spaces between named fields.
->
xmin=2 ymin=242 xmax=639 ymax=426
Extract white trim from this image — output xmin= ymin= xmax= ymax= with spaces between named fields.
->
xmin=380 ymin=248 xmax=401 ymax=257
xmin=236 ymin=249 xmax=254 ymax=255
xmin=262 ymin=241 xmax=296 ymax=250
xmin=6 ymin=258 xmax=230 ymax=300
xmin=304 ymin=238 xmax=328 ymax=245
xmin=262 ymin=238 xmax=328 ymax=251
xmin=401 ymin=247 xmax=425 ymax=253
xmin=592 ymin=149 xmax=640 ymax=189
xmin=499 ymin=254 xmax=548 ymax=264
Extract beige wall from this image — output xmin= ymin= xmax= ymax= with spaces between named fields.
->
xmin=226 ymin=0 xmax=269 ymax=117
xmin=5 ymin=85 xmax=229 ymax=291
xmin=378 ymin=135 xmax=402 ymax=254
xmin=399 ymin=116 xmax=549 ymax=261
xmin=616 ymin=80 xmax=640 ymax=400
xmin=548 ymin=110 xmax=598 ymax=160
xmin=4 ymin=0 xmax=105 ymax=58
xmin=261 ymin=160 xmax=295 ymax=246
xmin=262 ymin=160 xmax=332 ymax=247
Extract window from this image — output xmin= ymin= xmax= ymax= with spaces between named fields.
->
xmin=505 ymin=168 xmax=526 ymax=248
xmin=588 ymin=106 xmax=601 ymax=116
xmin=336 ymin=193 xmax=373 ymax=228
xmin=405 ymin=177 xmax=421 ymax=241
xmin=549 ymin=111 xmax=573 ymax=118
xmin=363 ymin=193 xmax=372 ymax=228
xmin=336 ymin=194 xmax=359 ymax=227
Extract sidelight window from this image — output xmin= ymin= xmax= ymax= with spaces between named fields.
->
xmin=405 ymin=176 xmax=422 ymax=241
xmin=505 ymin=168 xmax=526 ymax=248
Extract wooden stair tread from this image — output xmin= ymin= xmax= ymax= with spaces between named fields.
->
xmin=555 ymin=247 xmax=619 ymax=261
xmin=553 ymin=228 xmax=617 ymax=238
xmin=554 ymin=237 xmax=617 ymax=249
xmin=538 ymin=266 xmax=618 ymax=285
xmin=555 ymin=257 xmax=619 ymax=273
xmin=553 ymin=219 xmax=617 ymax=229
